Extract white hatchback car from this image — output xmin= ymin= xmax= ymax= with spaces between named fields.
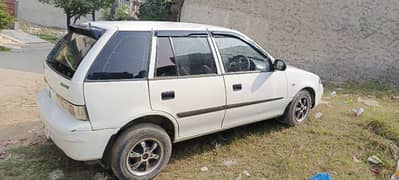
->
xmin=37 ymin=21 xmax=323 ymax=179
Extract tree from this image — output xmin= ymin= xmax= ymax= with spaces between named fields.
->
xmin=38 ymin=0 xmax=113 ymax=28
xmin=139 ymin=0 xmax=172 ymax=21
xmin=0 ymin=0 xmax=13 ymax=30
xmin=90 ymin=0 xmax=113 ymax=21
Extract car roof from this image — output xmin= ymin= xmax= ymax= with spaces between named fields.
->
xmin=88 ymin=21 xmax=235 ymax=32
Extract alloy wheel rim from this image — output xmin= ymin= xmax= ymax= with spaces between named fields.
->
xmin=126 ymin=138 xmax=163 ymax=176
xmin=294 ymin=97 xmax=310 ymax=122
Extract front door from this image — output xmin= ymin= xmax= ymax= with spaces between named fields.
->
xmin=212 ymin=33 xmax=289 ymax=129
xmin=149 ymin=32 xmax=226 ymax=139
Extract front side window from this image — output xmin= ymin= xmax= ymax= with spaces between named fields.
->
xmin=214 ymin=35 xmax=271 ymax=73
xmin=47 ymin=32 xmax=98 ymax=79
xmin=87 ymin=31 xmax=151 ymax=80
xmin=155 ymin=36 xmax=217 ymax=77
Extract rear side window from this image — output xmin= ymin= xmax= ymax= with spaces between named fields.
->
xmin=155 ymin=36 xmax=217 ymax=77
xmin=47 ymin=32 xmax=98 ymax=79
xmin=87 ymin=31 xmax=151 ymax=80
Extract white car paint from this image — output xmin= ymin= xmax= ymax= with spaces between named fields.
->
xmin=37 ymin=21 xmax=323 ymax=161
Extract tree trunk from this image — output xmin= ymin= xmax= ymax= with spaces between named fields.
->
xmin=92 ymin=10 xmax=96 ymax=21
xmin=66 ymin=14 xmax=71 ymax=32
xmin=110 ymin=0 xmax=118 ymax=19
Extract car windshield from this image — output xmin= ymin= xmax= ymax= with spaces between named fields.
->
xmin=47 ymin=28 xmax=99 ymax=79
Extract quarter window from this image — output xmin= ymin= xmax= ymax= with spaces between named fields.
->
xmin=155 ymin=36 xmax=217 ymax=77
xmin=214 ymin=35 xmax=271 ymax=73
xmin=87 ymin=31 xmax=151 ymax=80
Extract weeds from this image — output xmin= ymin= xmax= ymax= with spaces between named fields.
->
xmin=0 ymin=86 xmax=398 ymax=179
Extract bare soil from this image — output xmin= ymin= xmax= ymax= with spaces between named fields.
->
xmin=0 ymin=69 xmax=45 ymax=151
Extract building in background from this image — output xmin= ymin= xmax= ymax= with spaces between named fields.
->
xmin=180 ymin=0 xmax=399 ymax=85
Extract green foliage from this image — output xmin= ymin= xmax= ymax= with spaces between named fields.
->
xmin=114 ymin=4 xmax=133 ymax=20
xmin=0 ymin=0 xmax=14 ymax=30
xmin=38 ymin=0 xmax=113 ymax=26
xmin=139 ymin=0 xmax=172 ymax=21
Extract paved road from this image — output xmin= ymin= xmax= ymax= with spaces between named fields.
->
xmin=0 ymin=30 xmax=54 ymax=73
xmin=0 ymin=43 xmax=53 ymax=74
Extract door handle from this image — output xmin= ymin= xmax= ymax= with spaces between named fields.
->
xmin=161 ymin=91 xmax=175 ymax=100
xmin=232 ymin=84 xmax=242 ymax=91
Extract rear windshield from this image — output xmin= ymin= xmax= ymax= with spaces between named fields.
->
xmin=47 ymin=28 xmax=100 ymax=79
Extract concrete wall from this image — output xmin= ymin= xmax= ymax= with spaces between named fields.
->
xmin=181 ymin=0 xmax=399 ymax=85
xmin=17 ymin=0 xmax=96 ymax=29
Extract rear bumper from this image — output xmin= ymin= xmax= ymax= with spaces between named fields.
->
xmin=36 ymin=89 xmax=115 ymax=161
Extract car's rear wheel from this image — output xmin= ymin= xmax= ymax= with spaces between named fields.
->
xmin=110 ymin=123 xmax=172 ymax=180
xmin=280 ymin=90 xmax=312 ymax=126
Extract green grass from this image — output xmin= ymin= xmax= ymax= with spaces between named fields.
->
xmin=0 ymin=87 xmax=398 ymax=179
xmin=37 ymin=33 xmax=59 ymax=44
xmin=0 ymin=46 xmax=11 ymax=52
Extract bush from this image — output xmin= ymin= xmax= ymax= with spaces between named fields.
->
xmin=102 ymin=4 xmax=137 ymax=21
xmin=139 ymin=0 xmax=172 ymax=21
xmin=0 ymin=0 xmax=13 ymax=30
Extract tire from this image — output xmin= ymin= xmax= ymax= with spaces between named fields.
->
xmin=110 ymin=123 xmax=172 ymax=180
xmin=279 ymin=90 xmax=312 ymax=126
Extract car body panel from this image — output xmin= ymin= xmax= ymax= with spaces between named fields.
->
xmin=36 ymin=21 xmax=324 ymax=162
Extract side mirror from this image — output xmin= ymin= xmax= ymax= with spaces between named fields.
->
xmin=273 ymin=59 xmax=287 ymax=71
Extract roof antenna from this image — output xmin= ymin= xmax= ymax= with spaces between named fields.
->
xmin=88 ymin=22 xmax=92 ymax=29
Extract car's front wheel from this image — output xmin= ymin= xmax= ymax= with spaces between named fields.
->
xmin=280 ymin=90 xmax=312 ymax=126
xmin=110 ymin=123 xmax=172 ymax=180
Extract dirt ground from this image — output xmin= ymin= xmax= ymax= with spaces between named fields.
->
xmin=0 ymin=69 xmax=45 ymax=151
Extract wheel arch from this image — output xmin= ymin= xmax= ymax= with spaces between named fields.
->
xmin=101 ymin=112 xmax=178 ymax=169
xmin=300 ymin=87 xmax=316 ymax=108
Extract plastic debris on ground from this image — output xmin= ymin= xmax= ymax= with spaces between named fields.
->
xmin=368 ymin=155 xmax=383 ymax=164
xmin=235 ymin=173 xmax=242 ymax=180
xmin=391 ymin=161 xmax=399 ymax=180
xmin=352 ymin=108 xmax=365 ymax=117
xmin=367 ymin=155 xmax=384 ymax=174
xmin=310 ymin=172 xmax=332 ymax=180
xmin=242 ymin=170 xmax=251 ymax=177
xmin=353 ymin=155 xmax=361 ymax=163
xmin=330 ymin=91 xmax=337 ymax=97
xmin=315 ymin=112 xmax=323 ymax=119
xmin=49 ymin=169 xmax=64 ymax=180
xmin=200 ymin=166 xmax=209 ymax=172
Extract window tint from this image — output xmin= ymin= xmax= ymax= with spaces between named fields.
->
xmin=214 ymin=36 xmax=270 ymax=73
xmin=47 ymin=31 xmax=98 ymax=79
xmin=156 ymin=37 xmax=177 ymax=77
xmin=155 ymin=36 xmax=217 ymax=77
xmin=87 ymin=31 xmax=151 ymax=80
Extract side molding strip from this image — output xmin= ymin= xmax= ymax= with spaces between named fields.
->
xmin=176 ymin=97 xmax=284 ymax=118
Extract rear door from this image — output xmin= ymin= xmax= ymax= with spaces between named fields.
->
xmin=83 ymin=31 xmax=152 ymax=130
xmin=212 ymin=33 xmax=289 ymax=129
xmin=149 ymin=31 xmax=226 ymax=139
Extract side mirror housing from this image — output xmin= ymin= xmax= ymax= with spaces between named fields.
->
xmin=273 ymin=59 xmax=287 ymax=71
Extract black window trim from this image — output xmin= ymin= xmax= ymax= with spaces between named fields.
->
xmin=84 ymin=30 xmax=153 ymax=83
xmin=155 ymin=30 xmax=208 ymax=37
xmin=47 ymin=26 xmax=104 ymax=80
xmin=152 ymin=31 xmax=221 ymax=80
xmin=211 ymin=31 xmax=274 ymax=74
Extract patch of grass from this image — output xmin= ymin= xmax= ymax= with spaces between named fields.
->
xmin=0 ymin=142 xmax=110 ymax=179
xmin=0 ymin=46 xmax=10 ymax=52
xmin=325 ymin=81 xmax=398 ymax=97
xmin=37 ymin=33 xmax=59 ymax=43
xmin=0 ymin=86 xmax=398 ymax=179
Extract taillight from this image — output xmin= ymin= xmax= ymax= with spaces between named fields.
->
xmin=54 ymin=93 xmax=89 ymax=121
